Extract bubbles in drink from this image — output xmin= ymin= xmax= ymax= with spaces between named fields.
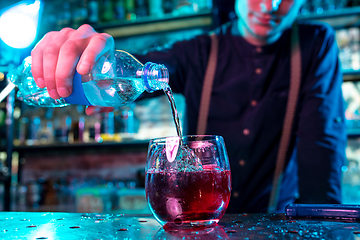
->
xmin=148 ymin=142 xmax=203 ymax=172
xmin=175 ymin=144 xmax=203 ymax=172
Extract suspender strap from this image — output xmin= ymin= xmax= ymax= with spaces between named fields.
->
xmin=196 ymin=33 xmax=218 ymax=135
xmin=268 ymin=23 xmax=302 ymax=213
xmin=197 ymin=24 xmax=301 ymax=213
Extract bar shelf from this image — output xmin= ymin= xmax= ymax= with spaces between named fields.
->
xmin=297 ymin=6 xmax=360 ymax=29
xmin=93 ymin=10 xmax=213 ymax=38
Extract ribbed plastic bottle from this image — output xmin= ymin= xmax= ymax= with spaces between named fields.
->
xmin=7 ymin=50 xmax=169 ymax=107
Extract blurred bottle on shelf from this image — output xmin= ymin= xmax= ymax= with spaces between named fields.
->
xmin=135 ymin=0 xmax=149 ymax=18
xmin=114 ymin=0 xmax=126 ymax=20
xmin=120 ymin=103 xmax=138 ymax=139
xmin=54 ymin=113 xmax=72 ymax=143
xmin=162 ymin=0 xmax=175 ymax=13
xmin=336 ymin=0 xmax=349 ymax=9
xmin=36 ymin=120 xmax=54 ymax=144
xmin=68 ymin=106 xmax=86 ymax=143
xmin=125 ymin=0 xmax=137 ymax=20
xmin=0 ymin=102 xmax=6 ymax=147
xmin=28 ymin=116 xmax=41 ymax=145
xmin=312 ymin=0 xmax=325 ymax=14
xmin=149 ymin=0 xmax=164 ymax=17
xmin=324 ymin=0 xmax=336 ymax=10
xmin=196 ymin=0 xmax=213 ymax=11
xmin=56 ymin=2 xmax=72 ymax=30
xmin=37 ymin=108 xmax=55 ymax=144
xmin=52 ymin=109 xmax=65 ymax=143
xmin=39 ymin=1 xmax=58 ymax=34
xmin=298 ymin=0 xmax=354 ymax=15
xmin=72 ymin=0 xmax=88 ymax=28
xmin=18 ymin=117 xmax=27 ymax=145
xmin=336 ymin=27 xmax=360 ymax=71
xmin=100 ymin=0 xmax=115 ymax=22
xmin=25 ymin=180 xmax=42 ymax=209
xmin=100 ymin=111 xmax=122 ymax=141
xmin=174 ymin=0 xmax=194 ymax=15
xmin=299 ymin=0 xmax=313 ymax=15
xmin=87 ymin=0 xmax=99 ymax=24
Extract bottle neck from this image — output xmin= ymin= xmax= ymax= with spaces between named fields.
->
xmin=142 ymin=62 xmax=169 ymax=92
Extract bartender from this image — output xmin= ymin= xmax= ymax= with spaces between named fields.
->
xmin=30 ymin=0 xmax=346 ymax=213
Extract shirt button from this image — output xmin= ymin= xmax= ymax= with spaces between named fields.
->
xmin=255 ymin=68 xmax=262 ymax=74
xmin=243 ymin=129 xmax=250 ymax=136
xmin=239 ymin=159 xmax=246 ymax=166
xmin=250 ymin=100 xmax=257 ymax=106
xmin=256 ymin=47 xmax=262 ymax=53
xmin=233 ymin=191 xmax=239 ymax=198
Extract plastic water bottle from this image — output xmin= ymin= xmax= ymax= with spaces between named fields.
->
xmin=7 ymin=50 xmax=169 ymax=107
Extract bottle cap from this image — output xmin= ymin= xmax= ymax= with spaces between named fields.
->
xmin=64 ymin=72 xmax=92 ymax=106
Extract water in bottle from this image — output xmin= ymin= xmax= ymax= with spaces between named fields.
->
xmin=6 ymin=50 xmax=169 ymax=108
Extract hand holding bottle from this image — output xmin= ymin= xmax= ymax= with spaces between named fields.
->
xmin=9 ymin=24 xmax=169 ymax=113
xmin=31 ymin=24 xmax=115 ymax=114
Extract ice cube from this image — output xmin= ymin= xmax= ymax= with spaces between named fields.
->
xmin=173 ymin=145 xmax=203 ymax=172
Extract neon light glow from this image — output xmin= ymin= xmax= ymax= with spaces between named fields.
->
xmin=0 ymin=1 xmax=41 ymax=49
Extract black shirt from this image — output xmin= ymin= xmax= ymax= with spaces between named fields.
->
xmin=135 ymin=20 xmax=347 ymax=213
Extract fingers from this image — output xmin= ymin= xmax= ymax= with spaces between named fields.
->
xmin=77 ymin=33 xmax=114 ymax=75
xmin=85 ymin=106 xmax=114 ymax=115
xmin=55 ymin=25 xmax=99 ymax=97
xmin=31 ymin=31 xmax=58 ymax=89
xmin=31 ymin=24 xmax=113 ymax=100
xmin=31 ymin=28 xmax=76 ymax=98
xmin=43 ymin=28 xmax=76 ymax=99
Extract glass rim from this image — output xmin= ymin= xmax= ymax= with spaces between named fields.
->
xmin=148 ymin=135 xmax=224 ymax=143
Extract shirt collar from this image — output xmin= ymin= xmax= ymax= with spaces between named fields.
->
xmin=229 ymin=20 xmax=292 ymax=55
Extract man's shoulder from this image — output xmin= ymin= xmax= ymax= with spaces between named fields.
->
xmin=297 ymin=20 xmax=335 ymax=39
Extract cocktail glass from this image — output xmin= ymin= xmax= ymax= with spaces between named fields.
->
xmin=145 ymin=135 xmax=231 ymax=229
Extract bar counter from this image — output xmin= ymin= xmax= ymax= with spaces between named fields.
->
xmin=1 ymin=212 xmax=360 ymax=239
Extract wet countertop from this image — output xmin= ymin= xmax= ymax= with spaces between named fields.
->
xmin=1 ymin=212 xmax=360 ymax=239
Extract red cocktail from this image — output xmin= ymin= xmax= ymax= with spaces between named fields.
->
xmin=145 ymin=135 xmax=232 ymax=229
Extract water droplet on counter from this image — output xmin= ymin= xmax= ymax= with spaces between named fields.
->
xmin=233 ymin=220 xmax=243 ymax=223
xmin=174 ymin=218 xmax=182 ymax=225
